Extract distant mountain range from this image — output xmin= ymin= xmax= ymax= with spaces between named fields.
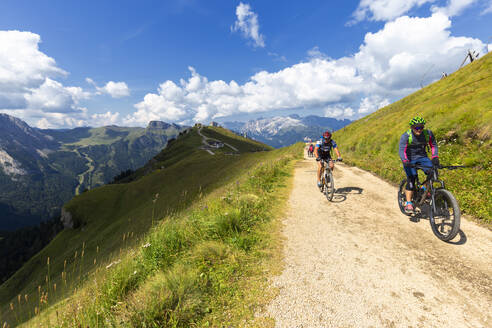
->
xmin=0 ymin=114 xmax=182 ymax=230
xmin=223 ymin=114 xmax=351 ymax=148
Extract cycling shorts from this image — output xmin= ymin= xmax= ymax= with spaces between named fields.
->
xmin=404 ymin=157 xmax=432 ymax=190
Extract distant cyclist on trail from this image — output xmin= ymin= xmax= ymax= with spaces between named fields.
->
xmin=315 ymin=131 xmax=342 ymax=189
xmin=308 ymin=144 xmax=314 ymax=157
xmin=399 ymin=116 xmax=439 ymax=213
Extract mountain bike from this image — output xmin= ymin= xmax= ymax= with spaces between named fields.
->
xmin=397 ymin=163 xmax=465 ymax=241
xmin=320 ymin=159 xmax=341 ymax=201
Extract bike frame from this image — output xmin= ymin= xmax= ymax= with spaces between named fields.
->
xmin=410 ymin=164 xmax=463 ymax=213
xmin=321 ymin=158 xmax=340 ymax=175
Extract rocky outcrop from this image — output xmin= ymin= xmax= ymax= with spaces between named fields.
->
xmin=0 ymin=148 xmax=27 ymax=177
xmin=147 ymin=121 xmax=171 ymax=129
xmin=61 ymin=208 xmax=74 ymax=229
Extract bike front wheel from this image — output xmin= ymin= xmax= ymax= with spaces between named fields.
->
xmin=429 ymin=189 xmax=460 ymax=241
xmin=324 ymin=171 xmax=335 ymax=201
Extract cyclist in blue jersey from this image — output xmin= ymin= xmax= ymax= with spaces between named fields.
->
xmin=399 ymin=116 xmax=440 ymax=213
xmin=315 ymin=131 xmax=342 ymax=189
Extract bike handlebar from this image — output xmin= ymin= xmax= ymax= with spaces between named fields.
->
xmin=321 ymin=158 xmax=342 ymax=163
xmin=405 ymin=163 xmax=466 ymax=170
xmin=440 ymin=165 xmax=467 ymax=170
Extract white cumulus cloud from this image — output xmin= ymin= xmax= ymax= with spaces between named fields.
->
xmin=128 ymin=13 xmax=486 ymax=125
xmin=0 ymin=30 xmax=128 ymax=128
xmin=232 ymin=2 xmax=265 ymax=47
xmin=87 ymin=78 xmax=130 ymax=98
xmin=125 ymin=59 xmax=363 ymax=125
xmin=358 ymin=96 xmax=391 ymax=114
xmin=90 ymin=111 xmax=121 ymax=126
xmin=100 ymin=81 xmax=130 ymax=98
xmin=324 ymin=105 xmax=355 ymax=118
xmin=431 ymin=0 xmax=479 ymax=16
xmin=25 ymin=78 xmax=90 ymax=113
xmin=0 ymin=31 xmax=67 ymax=109
xmin=349 ymin=0 xmax=482 ymax=24
xmin=349 ymin=0 xmax=436 ymax=24
xmin=354 ymin=13 xmax=485 ymax=91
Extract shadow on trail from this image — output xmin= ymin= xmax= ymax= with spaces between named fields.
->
xmin=330 ymin=186 xmax=363 ymax=203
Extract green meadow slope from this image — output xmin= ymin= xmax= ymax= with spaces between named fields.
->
xmin=0 ymin=126 xmax=301 ymax=327
xmin=334 ymin=52 xmax=492 ymax=222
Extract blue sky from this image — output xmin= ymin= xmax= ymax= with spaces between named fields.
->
xmin=0 ymin=0 xmax=491 ymax=128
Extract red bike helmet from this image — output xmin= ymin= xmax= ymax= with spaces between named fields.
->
xmin=323 ymin=131 xmax=332 ymax=139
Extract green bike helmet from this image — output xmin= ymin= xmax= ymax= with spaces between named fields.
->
xmin=409 ymin=116 xmax=426 ymax=127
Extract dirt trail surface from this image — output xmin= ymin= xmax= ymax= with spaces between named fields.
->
xmin=265 ymin=151 xmax=491 ymax=328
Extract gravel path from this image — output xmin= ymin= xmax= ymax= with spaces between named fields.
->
xmin=264 ymin=151 xmax=492 ymax=328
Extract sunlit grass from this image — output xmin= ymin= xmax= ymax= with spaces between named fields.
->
xmin=0 ymin=125 xmax=302 ymax=327
xmin=15 ymin=143 xmax=301 ymax=327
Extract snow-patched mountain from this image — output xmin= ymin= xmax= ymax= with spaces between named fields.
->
xmin=223 ymin=114 xmax=351 ymax=148
xmin=243 ymin=116 xmax=305 ymax=135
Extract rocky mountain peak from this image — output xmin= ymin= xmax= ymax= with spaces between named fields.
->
xmin=0 ymin=114 xmax=56 ymax=149
xmin=147 ymin=121 xmax=172 ymax=129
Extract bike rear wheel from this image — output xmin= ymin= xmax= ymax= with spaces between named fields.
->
xmin=429 ymin=189 xmax=460 ymax=241
xmin=398 ymin=179 xmax=412 ymax=216
xmin=324 ymin=171 xmax=335 ymax=201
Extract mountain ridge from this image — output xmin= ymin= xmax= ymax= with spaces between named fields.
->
xmin=223 ymin=114 xmax=351 ymax=147
xmin=0 ymin=114 xmax=183 ymax=230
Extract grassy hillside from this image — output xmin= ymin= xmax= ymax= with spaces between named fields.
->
xmin=0 ymin=126 xmax=302 ymax=327
xmin=334 ymin=52 xmax=492 ymax=223
xmin=201 ymin=126 xmax=274 ymax=152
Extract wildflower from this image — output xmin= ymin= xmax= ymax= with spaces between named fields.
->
xmin=142 ymin=242 xmax=151 ymax=248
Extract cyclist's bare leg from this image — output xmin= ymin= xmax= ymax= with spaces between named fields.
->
xmin=405 ymin=190 xmax=413 ymax=202
xmin=317 ymin=161 xmax=324 ymax=183
xmin=329 ymin=160 xmax=334 ymax=171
